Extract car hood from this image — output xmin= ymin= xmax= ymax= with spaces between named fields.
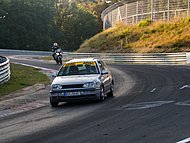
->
xmin=52 ymin=74 xmax=100 ymax=85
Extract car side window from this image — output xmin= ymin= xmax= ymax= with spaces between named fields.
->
xmin=100 ymin=60 xmax=107 ymax=68
xmin=98 ymin=61 xmax=106 ymax=71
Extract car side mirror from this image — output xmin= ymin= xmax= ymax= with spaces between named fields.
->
xmin=51 ymin=71 xmax=58 ymax=78
xmin=101 ymin=70 xmax=108 ymax=75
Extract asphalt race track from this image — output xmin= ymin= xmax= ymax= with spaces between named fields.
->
xmin=1 ymin=50 xmax=190 ymax=143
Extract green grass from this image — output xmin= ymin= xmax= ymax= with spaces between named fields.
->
xmin=77 ymin=17 xmax=190 ymax=53
xmin=0 ymin=63 xmax=50 ymax=96
xmin=40 ymin=56 xmax=68 ymax=62
xmin=41 ymin=56 xmax=53 ymax=61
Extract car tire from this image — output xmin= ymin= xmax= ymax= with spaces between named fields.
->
xmin=107 ymin=82 xmax=114 ymax=97
xmin=50 ymin=99 xmax=59 ymax=107
xmin=99 ymin=86 xmax=106 ymax=101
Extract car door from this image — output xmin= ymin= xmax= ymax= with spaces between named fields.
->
xmin=98 ymin=60 xmax=111 ymax=93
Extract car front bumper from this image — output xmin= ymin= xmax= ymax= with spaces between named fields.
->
xmin=50 ymin=88 xmax=101 ymax=102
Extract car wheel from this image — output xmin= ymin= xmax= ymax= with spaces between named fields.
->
xmin=99 ymin=86 xmax=106 ymax=101
xmin=107 ymin=82 xmax=114 ymax=97
xmin=50 ymin=99 xmax=59 ymax=107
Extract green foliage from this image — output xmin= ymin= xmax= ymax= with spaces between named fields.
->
xmin=185 ymin=17 xmax=190 ymax=22
xmin=156 ymin=23 xmax=177 ymax=32
xmin=0 ymin=0 xmax=101 ymax=51
xmin=137 ymin=19 xmax=152 ymax=27
xmin=56 ymin=1 xmax=100 ymax=51
xmin=0 ymin=63 xmax=50 ymax=96
xmin=172 ymin=40 xmax=184 ymax=48
xmin=0 ymin=0 xmax=57 ymax=50
xmin=171 ymin=46 xmax=180 ymax=51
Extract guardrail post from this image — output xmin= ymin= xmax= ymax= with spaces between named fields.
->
xmin=136 ymin=1 xmax=139 ymax=23
xmin=186 ymin=53 xmax=190 ymax=64
xmin=175 ymin=10 xmax=177 ymax=17
xmin=116 ymin=7 xmax=122 ymax=22
xmin=151 ymin=0 xmax=153 ymax=21
xmin=111 ymin=11 xmax=113 ymax=27
xmin=132 ymin=16 xmax=135 ymax=24
xmin=103 ymin=16 xmax=106 ymax=30
xmin=188 ymin=0 xmax=190 ymax=16
xmin=168 ymin=0 xmax=170 ymax=21
xmin=163 ymin=11 xmax=166 ymax=20
xmin=126 ymin=3 xmax=128 ymax=24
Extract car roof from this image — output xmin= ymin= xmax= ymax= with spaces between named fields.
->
xmin=66 ymin=58 xmax=99 ymax=63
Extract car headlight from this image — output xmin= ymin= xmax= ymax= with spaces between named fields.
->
xmin=95 ymin=81 xmax=101 ymax=88
xmin=51 ymin=84 xmax=62 ymax=90
xmin=83 ymin=82 xmax=96 ymax=88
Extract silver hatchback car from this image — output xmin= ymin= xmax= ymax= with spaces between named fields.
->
xmin=50 ymin=58 xmax=114 ymax=107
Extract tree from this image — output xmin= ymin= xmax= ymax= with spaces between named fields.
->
xmin=56 ymin=1 xmax=99 ymax=51
xmin=0 ymin=0 xmax=102 ymax=51
xmin=0 ymin=0 xmax=58 ymax=51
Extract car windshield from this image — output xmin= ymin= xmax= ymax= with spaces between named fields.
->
xmin=57 ymin=61 xmax=99 ymax=76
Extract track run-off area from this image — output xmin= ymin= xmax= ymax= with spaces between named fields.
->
xmin=0 ymin=50 xmax=190 ymax=143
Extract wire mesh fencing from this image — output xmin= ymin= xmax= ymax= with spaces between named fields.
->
xmin=102 ymin=0 xmax=190 ymax=29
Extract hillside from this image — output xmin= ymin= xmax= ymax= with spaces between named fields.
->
xmin=77 ymin=18 xmax=190 ymax=53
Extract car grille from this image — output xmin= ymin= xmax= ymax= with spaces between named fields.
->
xmin=62 ymin=84 xmax=83 ymax=89
xmin=60 ymin=94 xmax=96 ymax=99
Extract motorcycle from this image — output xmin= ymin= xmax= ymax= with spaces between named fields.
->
xmin=53 ymin=48 xmax=62 ymax=65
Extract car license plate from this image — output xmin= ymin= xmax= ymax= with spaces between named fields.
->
xmin=64 ymin=91 xmax=81 ymax=96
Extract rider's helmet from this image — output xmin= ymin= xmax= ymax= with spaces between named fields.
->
xmin=53 ymin=43 xmax=58 ymax=47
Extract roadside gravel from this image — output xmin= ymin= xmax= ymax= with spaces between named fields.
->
xmin=0 ymin=55 xmax=59 ymax=118
xmin=0 ymin=62 xmax=54 ymax=118
xmin=0 ymin=83 xmax=50 ymax=117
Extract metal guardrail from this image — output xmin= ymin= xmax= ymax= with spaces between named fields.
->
xmin=0 ymin=49 xmax=189 ymax=65
xmin=0 ymin=56 xmax=11 ymax=84
xmin=101 ymin=0 xmax=190 ymax=29
xmin=62 ymin=52 xmax=189 ymax=65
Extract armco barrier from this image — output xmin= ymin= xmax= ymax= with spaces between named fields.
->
xmin=0 ymin=56 xmax=10 ymax=84
xmin=0 ymin=49 xmax=188 ymax=64
xmin=187 ymin=53 xmax=190 ymax=64
xmin=62 ymin=52 xmax=188 ymax=65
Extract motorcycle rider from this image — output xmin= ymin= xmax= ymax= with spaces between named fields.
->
xmin=52 ymin=43 xmax=61 ymax=60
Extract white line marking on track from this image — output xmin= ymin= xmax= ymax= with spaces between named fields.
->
xmin=150 ymin=88 xmax=157 ymax=93
xmin=180 ymin=85 xmax=190 ymax=90
xmin=12 ymin=62 xmax=56 ymax=71
xmin=121 ymin=101 xmax=174 ymax=110
xmin=175 ymin=100 xmax=190 ymax=106
xmin=176 ymin=137 xmax=190 ymax=143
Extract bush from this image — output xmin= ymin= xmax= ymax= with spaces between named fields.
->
xmin=137 ymin=19 xmax=152 ymax=27
xmin=185 ymin=17 xmax=190 ymax=22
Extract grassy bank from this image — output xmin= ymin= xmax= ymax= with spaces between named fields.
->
xmin=78 ymin=17 xmax=190 ymax=53
xmin=0 ymin=63 xmax=50 ymax=96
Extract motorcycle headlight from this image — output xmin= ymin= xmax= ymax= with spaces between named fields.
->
xmin=51 ymin=84 xmax=62 ymax=90
xmin=83 ymin=82 xmax=96 ymax=88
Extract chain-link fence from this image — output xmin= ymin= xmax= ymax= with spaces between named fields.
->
xmin=101 ymin=0 xmax=190 ymax=29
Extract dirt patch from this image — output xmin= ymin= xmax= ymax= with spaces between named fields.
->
xmin=0 ymin=84 xmax=50 ymax=113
